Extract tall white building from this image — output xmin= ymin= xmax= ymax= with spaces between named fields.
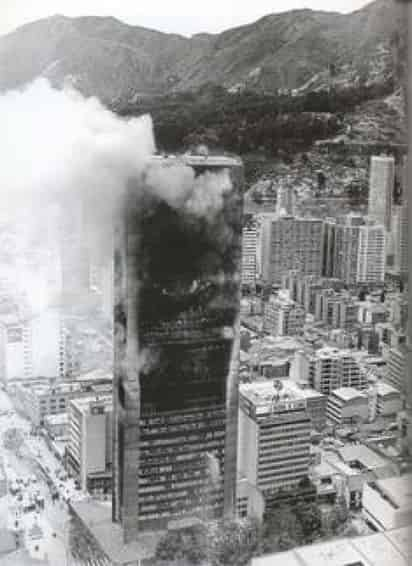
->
xmin=392 ymin=203 xmax=408 ymax=278
xmin=238 ymin=381 xmax=311 ymax=506
xmin=357 ymin=223 xmax=386 ymax=284
xmin=241 ymin=216 xmax=257 ymax=289
xmin=368 ymin=155 xmax=395 ymax=232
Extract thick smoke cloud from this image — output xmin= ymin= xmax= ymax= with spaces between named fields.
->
xmin=1 ymin=79 xmax=234 ymax=315
xmin=1 ymin=78 xmax=155 ymax=216
xmin=145 ymin=164 xmax=232 ymax=221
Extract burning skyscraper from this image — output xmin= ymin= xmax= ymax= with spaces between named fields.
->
xmin=112 ymin=154 xmax=243 ymax=541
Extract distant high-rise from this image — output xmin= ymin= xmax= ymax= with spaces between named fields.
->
xmin=276 ymin=185 xmax=295 ymax=217
xmin=368 ymin=155 xmax=395 ymax=231
xmin=241 ymin=215 xmax=257 ymax=290
xmin=112 ymin=155 xmax=243 ymax=541
xmin=356 ymin=223 xmax=386 ymax=284
xmin=392 ymin=203 xmax=408 ymax=279
xmin=260 ymin=216 xmax=324 ymax=285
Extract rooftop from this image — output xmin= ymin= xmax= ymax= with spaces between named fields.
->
xmin=71 ymin=394 xmax=112 ymax=414
xmin=240 ymin=380 xmax=308 ymax=412
xmin=374 ymin=474 xmax=412 ymax=509
xmin=338 ymin=445 xmax=392 ymax=470
xmin=376 ymin=381 xmax=401 ymax=397
xmin=331 ymin=387 xmax=367 ymax=402
xmin=251 ymin=528 xmax=410 ymax=566
xmin=151 ymin=153 xmax=242 ymax=168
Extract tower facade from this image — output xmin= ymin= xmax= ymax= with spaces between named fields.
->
xmin=112 ymin=155 xmax=243 ymax=541
xmin=368 ymin=155 xmax=395 ymax=232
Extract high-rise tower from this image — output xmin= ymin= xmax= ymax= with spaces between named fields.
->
xmin=112 ymin=155 xmax=243 ymax=541
xmin=368 ymin=155 xmax=395 ymax=232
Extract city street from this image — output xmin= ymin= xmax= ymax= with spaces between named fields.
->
xmin=0 ymin=387 xmax=96 ymax=565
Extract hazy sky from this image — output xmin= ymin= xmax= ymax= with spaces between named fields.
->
xmin=1 ymin=0 xmax=373 ymax=37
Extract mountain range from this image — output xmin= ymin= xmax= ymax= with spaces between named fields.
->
xmin=0 ymin=0 xmax=405 ymax=105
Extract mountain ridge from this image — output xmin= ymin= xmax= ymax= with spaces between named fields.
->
xmin=0 ymin=0 xmax=404 ymax=104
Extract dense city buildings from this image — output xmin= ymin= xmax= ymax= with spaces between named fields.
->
xmin=260 ymin=216 xmax=324 ymax=285
xmin=112 ymin=155 xmax=244 ymax=540
xmin=0 ymin=308 xmax=70 ymax=385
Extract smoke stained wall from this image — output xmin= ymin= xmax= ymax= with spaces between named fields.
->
xmin=113 ymin=156 xmax=244 ymax=539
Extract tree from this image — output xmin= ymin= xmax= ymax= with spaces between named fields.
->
xmin=294 ymin=502 xmax=322 ymax=544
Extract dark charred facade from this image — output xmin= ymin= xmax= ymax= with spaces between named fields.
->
xmin=112 ymin=155 xmax=243 ymax=541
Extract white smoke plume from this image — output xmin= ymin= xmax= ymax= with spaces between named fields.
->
xmin=1 ymin=79 xmax=234 ymax=318
xmin=145 ymin=163 xmax=232 ymax=220
xmin=1 ymin=78 xmax=155 ymax=213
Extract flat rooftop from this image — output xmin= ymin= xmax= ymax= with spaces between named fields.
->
xmin=331 ymin=387 xmax=367 ymax=402
xmin=252 ymin=528 xmax=410 ymax=566
xmin=151 ymin=153 xmax=242 ymax=168
xmin=338 ymin=445 xmax=390 ymax=470
xmin=240 ymin=380 xmax=308 ymax=411
xmin=374 ymin=474 xmax=412 ymax=509
xmin=70 ymin=500 xmax=161 ymax=565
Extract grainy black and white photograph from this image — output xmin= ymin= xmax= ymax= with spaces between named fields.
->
xmin=0 ymin=0 xmax=411 ymax=564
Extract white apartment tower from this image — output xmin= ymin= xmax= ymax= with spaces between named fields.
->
xmin=356 ymin=223 xmax=386 ymax=284
xmin=368 ymin=155 xmax=395 ymax=232
xmin=241 ymin=216 xmax=257 ymax=289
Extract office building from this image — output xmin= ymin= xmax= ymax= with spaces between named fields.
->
xmin=294 ymin=347 xmax=368 ymax=396
xmin=241 ymin=215 xmax=257 ymax=289
xmin=374 ymin=382 xmax=402 ymax=418
xmin=112 ymin=155 xmax=243 ymax=541
xmin=276 ymin=185 xmax=295 ymax=217
xmin=314 ymin=290 xmax=358 ymax=330
xmin=263 ymin=291 xmax=305 ymax=337
xmin=67 ymin=395 xmax=113 ymax=493
xmin=392 ymin=203 xmax=408 ymax=278
xmin=326 ymin=387 xmax=369 ymax=425
xmin=357 ymin=223 xmax=386 ymax=284
xmin=260 ymin=216 xmax=324 ymax=285
xmin=386 ymin=346 xmax=407 ymax=393
xmin=363 ymin=474 xmax=412 ymax=531
xmin=238 ymin=381 xmax=311 ymax=507
xmin=0 ymin=308 xmax=70 ymax=385
xmin=368 ymin=155 xmax=395 ymax=232
xmin=325 ymin=215 xmax=364 ymax=284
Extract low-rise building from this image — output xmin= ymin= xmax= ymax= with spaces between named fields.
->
xmin=263 ymin=291 xmax=305 ymax=337
xmin=327 ymin=387 xmax=369 ymax=425
xmin=362 ymin=474 xmax=412 ymax=531
xmin=67 ymin=394 xmax=112 ymax=493
xmin=251 ymin=527 xmax=412 ymax=566
xmin=375 ymin=382 xmax=403 ymax=418
xmin=44 ymin=412 xmax=69 ymax=440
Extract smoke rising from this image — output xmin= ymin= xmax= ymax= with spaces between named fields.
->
xmin=145 ymin=163 xmax=233 ymax=221
xmin=2 ymin=79 xmax=235 ymax=316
